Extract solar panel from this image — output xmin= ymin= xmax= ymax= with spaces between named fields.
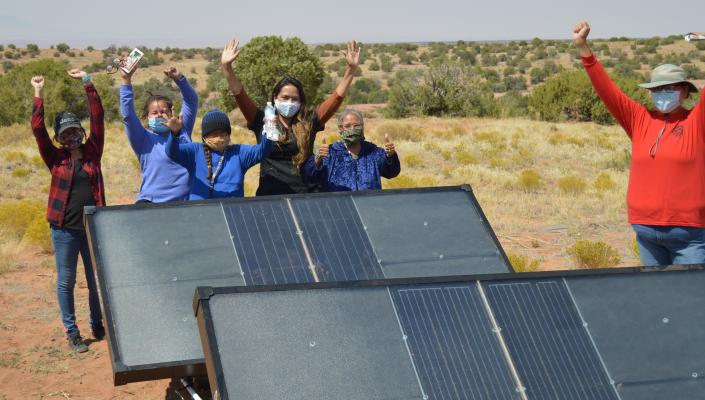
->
xmin=84 ymin=186 xmax=512 ymax=384
xmin=195 ymin=268 xmax=705 ymax=399
xmin=484 ymin=279 xmax=618 ymax=400
xmin=85 ymin=203 xmax=244 ymax=383
xmin=390 ymin=285 xmax=520 ymax=399
xmin=353 ymin=188 xmax=511 ymax=277
xmin=290 ymin=196 xmax=383 ymax=281
xmin=223 ymin=199 xmax=313 ymax=285
xmin=566 ymin=270 xmax=705 ymax=399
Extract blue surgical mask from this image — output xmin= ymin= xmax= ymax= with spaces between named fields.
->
xmin=651 ymin=90 xmax=681 ymax=114
xmin=274 ymin=100 xmax=301 ymax=118
xmin=148 ymin=117 xmax=171 ymax=134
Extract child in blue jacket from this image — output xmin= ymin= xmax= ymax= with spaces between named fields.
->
xmin=304 ymin=109 xmax=400 ymax=192
xmin=166 ymin=110 xmax=272 ymax=199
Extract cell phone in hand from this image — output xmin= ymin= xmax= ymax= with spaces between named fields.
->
xmin=121 ymin=48 xmax=144 ymax=74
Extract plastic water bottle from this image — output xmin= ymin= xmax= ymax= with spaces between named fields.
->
xmin=263 ymin=102 xmax=281 ymax=141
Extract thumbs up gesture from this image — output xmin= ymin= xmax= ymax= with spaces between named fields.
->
xmin=315 ymin=136 xmax=330 ymax=166
xmin=384 ymin=134 xmax=396 ymax=157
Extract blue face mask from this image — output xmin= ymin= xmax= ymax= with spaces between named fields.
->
xmin=274 ymin=99 xmax=301 ymax=118
xmin=148 ymin=117 xmax=171 ymax=134
xmin=651 ymin=90 xmax=681 ymax=114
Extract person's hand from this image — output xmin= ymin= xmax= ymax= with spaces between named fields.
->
xmin=119 ymin=62 xmax=137 ymax=85
xmin=31 ymin=75 xmax=44 ymax=97
xmin=222 ymin=39 xmax=242 ymax=67
xmin=573 ymin=21 xmax=591 ymax=49
xmin=340 ymin=40 xmax=360 ymax=70
xmin=161 ymin=106 xmax=182 ymax=135
xmin=67 ymin=69 xmax=87 ymax=80
xmin=163 ymin=66 xmax=182 ymax=81
xmin=384 ymin=134 xmax=396 ymax=157
xmin=316 ymin=136 xmax=329 ymax=165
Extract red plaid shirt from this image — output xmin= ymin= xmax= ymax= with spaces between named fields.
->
xmin=31 ymin=84 xmax=106 ymax=227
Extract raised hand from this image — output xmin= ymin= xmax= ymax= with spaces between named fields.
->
xmin=67 ymin=69 xmax=88 ymax=80
xmin=161 ymin=106 xmax=183 ymax=134
xmin=316 ymin=136 xmax=330 ymax=166
xmin=384 ymin=133 xmax=396 ymax=157
xmin=31 ymin=75 xmax=44 ymax=97
xmin=340 ymin=40 xmax=360 ymax=70
xmin=573 ymin=21 xmax=591 ymax=50
xmin=163 ymin=66 xmax=182 ymax=81
xmin=119 ymin=62 xmax=138 ymax=85
xmin=221 ymin=39 xmax=242 ymax=67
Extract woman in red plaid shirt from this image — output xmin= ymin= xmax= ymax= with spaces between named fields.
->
xmin=30 ymin=70 xmax=105 ymax=353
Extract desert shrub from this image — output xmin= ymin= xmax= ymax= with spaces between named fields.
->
xmin=373 ymin=121 xmax=424 ymax=142
xmin=557 ymin=175 xmax=587 ymax=195
xmin=507 ymin=252 xmax=540 ymax=272
xmin=593 ymin=172 xmax=617 ymax=191
xmin=22 ymin=215 xmax=53 ymax=253
xmin=56 ymin=43 xmax=70 ymax=53
xmin=382 ymin=175 xmax=416 ymax=189
xmin=403 ymin=153 xmax=424 ymax=168
xmin=0 ymin=200 xmax=45 ymax=238
xmin=601 ymin=149 xmax=631 ymax=171
xmin=455 ymin=150 xmax=479 ymax=165
xmin=567 ymin=240 xmax=621 ymax=268
xmin=386 ymin=62 xmax=497 ymax=118
xmin=528 ymin=69 xmax=650 ymax=124
xmin=11 ymin=167 xmax=30 ymax=178
xmin=3 ymin=151 xmax=28 ymax=162
xmin=517 ymin=169 xmax=542 ymax=192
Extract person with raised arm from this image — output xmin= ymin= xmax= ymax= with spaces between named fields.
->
xmin=574 ymin=21 xmax=705 ymax=266
xmin=221 ymin=39 xmax=359 ymax=195
xmin=31 ymin=70 xmax=106 ymax=353
xmin=119 ymin=64 xmax=199 ymax=203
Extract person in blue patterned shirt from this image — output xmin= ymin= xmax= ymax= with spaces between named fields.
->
xmin=303 ymin=108 xmax=400 ymax=192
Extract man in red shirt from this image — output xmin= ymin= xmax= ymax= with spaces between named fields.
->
xmin=574 ymin=21 xmax=705 ymax=266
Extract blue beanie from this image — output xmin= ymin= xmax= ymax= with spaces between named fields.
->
xmin=201 ymin=109 xmax=231 ymax=137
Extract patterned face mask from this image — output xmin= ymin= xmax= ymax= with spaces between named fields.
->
xmin=58 ymin=130 xmax=85 ymax=149
xmin=274 ymin=100 xmax=301 ymax=118
xmin=340 ymin=127 xmax=364 ymax=146
xmin=204 ymin=135 xmax=231 ymax=152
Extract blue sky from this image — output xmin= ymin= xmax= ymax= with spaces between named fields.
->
xmin=2 ymin=0 xmax=704 ymax=47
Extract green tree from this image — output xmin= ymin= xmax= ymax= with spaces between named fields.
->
xmin=56 ymin=43 xmax=70 ymax=53
xmin=224 ymin=36 xmax=326 ymax=109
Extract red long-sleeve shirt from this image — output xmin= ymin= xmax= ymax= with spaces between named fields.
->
xmin=583 ymin=54 xmax=705 ymax=227
xmin=31 ymin=84 xmax=106 ymax=227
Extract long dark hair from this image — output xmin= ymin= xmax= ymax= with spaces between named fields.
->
xmin=141 ymin=92 xmax=174 ymax=120
xmin=271 ymin=76 xmax=313 ymax=167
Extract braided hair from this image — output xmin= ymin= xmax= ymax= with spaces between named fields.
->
xmin=203 ymin=143 xmax=213 ymax=179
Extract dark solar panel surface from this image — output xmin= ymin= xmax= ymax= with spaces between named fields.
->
xmin=290 ymin=196 xmax=383 ymax=281
xmin=391 ymin=284 xmax=520 ymax=399
xmin=204 ymin=287 xmax=423 ymax=400
xmin=223 ymin=200 xmax=314 ymax=285
xmin=353 ymin=190 xmax=511 ymax=277
xmin=485 ymin=279 xmax=618 ymax=400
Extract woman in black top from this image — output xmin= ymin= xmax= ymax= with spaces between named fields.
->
xmin=221 ymin=39 xmax=360 ymax=195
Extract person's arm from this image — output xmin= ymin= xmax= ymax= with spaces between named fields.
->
xmin=316 ymin=40 xmax=360 ymax=124
xmin=221 ymin=39 xmax=258 ymax=126
xmin=68 ymin=69 xmax=105 ymax=156
xmin=574 ymin=21 xmax=645 ymax=135
xmin=30 ymin=76 xmax=58 ymax=169
xmin=378 ymin=137 xmax=400 ymax=178
xmin=119 ymin=66 xmax=151 ymax=153
xmin=239 ymin=136 xmax=274 ymax=170
xmin=302 ymin=153 xmax=327 ymax=184
xmin=165 ymin=129 xmax=197 ymax=168
xmin=166 ymin=67 xmax=198 ymax=139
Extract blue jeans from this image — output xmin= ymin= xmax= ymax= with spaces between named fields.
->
xmin=632 ymin=224 xmax=705 ymax=266
xmin=50 ymin=226 xmax=102 ymax=335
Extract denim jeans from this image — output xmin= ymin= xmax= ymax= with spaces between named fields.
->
xmin=50 ymin=226 xmax=102 ymax=335
xmin=632 ymin=224 xmax=705 ymax=267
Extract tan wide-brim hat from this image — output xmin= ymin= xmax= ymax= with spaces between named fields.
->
xmin=639 ymin=64 xmax=698 ymax=93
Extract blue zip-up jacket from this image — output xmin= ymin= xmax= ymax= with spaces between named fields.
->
xmin=165 ymin=134 xmax=273 ymax=200
xmin=120 ymin=76 xmax=198 ymax=203
xmin=303 ymin=141 xmax=401 ymax=192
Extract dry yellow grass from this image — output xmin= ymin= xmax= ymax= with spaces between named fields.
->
xmin=1 ymin=114 xmax=639 ymax=270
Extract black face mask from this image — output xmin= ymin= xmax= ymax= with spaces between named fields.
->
xmin=58 ymin=131 xmax=85 ymax=150
xmin=340 ymin=127 xmax=364 ymax=145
